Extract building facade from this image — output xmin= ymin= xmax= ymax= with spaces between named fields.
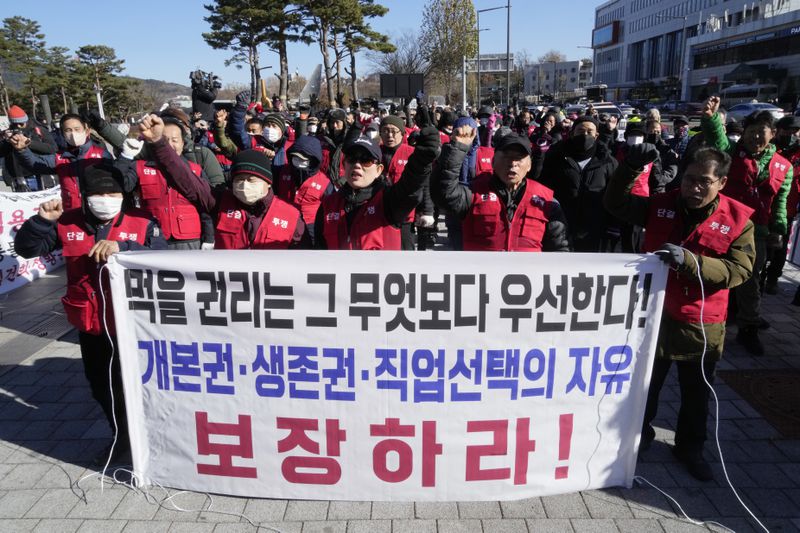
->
xmin=523 ymin=60 xmax=593 ymax=97
xmin=466 ymin=53 xmax=515 ymax=74
xmin=592 ymin=0 xmax=800 ymax=104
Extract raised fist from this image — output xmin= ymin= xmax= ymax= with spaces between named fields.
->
xmin=139 ymin=114 xmax=165 ymax=143
xmin=702 ymin=96 xmax=720 ymax=118
xmin=38 ymin=199 xmax=63 ymax=221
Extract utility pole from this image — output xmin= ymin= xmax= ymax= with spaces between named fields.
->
xmin=462 ymin=55 xmax=467 ymax=110
xmin=505 ymin=0 xmax=511 ymax=109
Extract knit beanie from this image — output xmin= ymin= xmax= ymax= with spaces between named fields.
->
xmin=8 ymin=105 xmax=28 ymax=124
xmin=83 ymin=164 xmax=124 ymax=195
xmin=231 ymin=150 xmax=273 ymax=183
xmin=263 ymin=113 xmax=287 ymax=133
xmin=381 ymin=115 xmax=405 ymax=132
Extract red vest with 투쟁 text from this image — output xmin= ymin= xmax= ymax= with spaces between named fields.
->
xmin=642 ymin=190 xmax=753 ymax=323
xmin=57 ymin=208 xmax=150 ymax=335
xmin=55 ymin=144 xmax=107 ymax=210
xmin=321 ymin=188 xmax=401 ymax=250
xmin=136 ymin=159 xmax=203 ymax=241
xmin=724 ymin=150 xmax=790 ymax=226
xmin=214 ymin=191 xmax=299 ymax=249
xmin=462 ymin=174 xmax=554 ymax=252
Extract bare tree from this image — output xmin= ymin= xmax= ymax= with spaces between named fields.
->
xmin=367 ymin=29 xmax=429 ymax=75
xmin=537 ymin=50 xmax=567 ymax=64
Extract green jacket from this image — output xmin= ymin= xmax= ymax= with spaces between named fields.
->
xmin=701 ymin=112 xmax=793 ymax=237
xmin=213 ymin=121 xmax=239 ymax=160
xmin=98 ymin=121 xmax=225 ymax=188
xmin=604 ymin=163 xmax=755 ymax=361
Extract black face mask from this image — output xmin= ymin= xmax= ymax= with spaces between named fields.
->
xmin=645 ymin=133 xmax=659 ymax=144
xmin=567 ymin=134 xmax=596 ymax=158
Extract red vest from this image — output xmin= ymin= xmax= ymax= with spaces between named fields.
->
xmin=214 ymin=191 xmax=300 ymax=249
xmin=206 ymin=131 xmax=232 ymax=166
xmin=55 ymin=144 xmax=107 ymax=210
xmin=642 ymin=191 xmax=753 ymax=324
xmin=276 ymin=167 xmax=329 ymax=224
xmin=462 ymin=174 xmax=554 ymax=252
xmin=321 ymin=188 xmax=400 ymax=250
xmin=439 ymin=131 xmax=451 ymax=145
xmin=384 ymin=144 xmax=415 ymax=185
xmin=616 ymin=146 xmax=653 ymax=197
xmin=476 ymin=146 xmax=494 ymax=175
xmin=58 ymin=209 xmax=150 ymax=335
xmin=725 ymin=150 xmax=790 ymax=226
xmin=136 ymin=159 xmax=203 ymax=241
xmin=384 ymin=144 xmax=416 ymax=223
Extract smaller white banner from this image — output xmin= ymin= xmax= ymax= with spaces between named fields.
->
xmin=0 ymin=187 xmax=64 ymax=295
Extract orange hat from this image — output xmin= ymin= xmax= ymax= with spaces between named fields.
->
xmin=8 ymin=105 xmax=28 ymax=124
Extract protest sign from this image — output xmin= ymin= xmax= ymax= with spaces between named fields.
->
xmin=108 ymin=250 xmax=667 ymax=501
xmin=0 ymin=188 xmax=64 ymax=295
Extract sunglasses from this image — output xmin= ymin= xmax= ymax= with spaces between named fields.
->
xmin=345 ymin=155 xmax=379 ymax=167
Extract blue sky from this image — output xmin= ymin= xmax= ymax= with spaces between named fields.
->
xmin=5 ymin=0 xmax=599 ymax=86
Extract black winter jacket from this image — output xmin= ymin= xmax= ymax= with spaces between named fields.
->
xmin=539 ymin=139 xmax=618 ymax=252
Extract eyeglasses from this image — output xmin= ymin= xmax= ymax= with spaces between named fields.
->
xmin=345 ymin=155 xmax=378 ymax=167
xmin=682 ymin=175 xmax=721 ymax=190
xmin=381 ymin=128 xmax=403 ymax=136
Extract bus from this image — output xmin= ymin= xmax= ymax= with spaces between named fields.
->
xmin=719 ymin=83 xmax=778 ymax=106
xmin=585 ymin=84 xmax=608 ymax=103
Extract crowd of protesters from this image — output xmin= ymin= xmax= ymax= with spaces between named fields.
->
xmin=1 ymin=77 xmax=799 ymax=483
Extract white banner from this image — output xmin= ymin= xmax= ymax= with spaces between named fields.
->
xmin=108 ymin=251 xmax=667 ymax=501
xmin=0 ymin=187 xmax=64 ymax=295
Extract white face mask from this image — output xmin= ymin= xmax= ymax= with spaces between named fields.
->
xmin=265 ymin=127 xmax=281 ymax=143
xmin=292 ymin=156 xmax=310 ymax=169
xmin=626 ymin=135 xmax=644 ymax=146
xmin=87 ymin=196 xmax=123 ymax=220
xmin=233 ymin=179 xmax=268 ymax=205
xmin=66 ymin=131 xmax=87 ymax=147
xmin=308 ymin=125 xmax=318 ymax=134
xmin=728 ymin=134 xmax=741 ymax=144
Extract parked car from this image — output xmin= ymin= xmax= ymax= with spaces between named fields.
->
xmin=565 ymin=105 xmax=586 ymax=116
xmin=727 ymin=102 xmax=785 ymax=123
xmin=593 ymin=102 xmax=627 ymax=134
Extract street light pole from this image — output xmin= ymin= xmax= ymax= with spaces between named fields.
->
xmin=477 ymin=10 xmax=481 ymax=106
xmin=506 ymin=0 xmax=511 ymax=109
xmin=477 ymin=5 xmax=507 ymax=107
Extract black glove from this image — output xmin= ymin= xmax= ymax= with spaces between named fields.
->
xmin=412 ymin=125 xmax=442 ymax=163
xmin=654 ymin=243 xmax=685 ymax=269
xmin=625 ymin=142 xmax=659 ymax=169
xmin=235 ymin=90 xmax=251 ymax=107
xmin=81 ymin=109 xmax=105 ymax=130
xmin=415 ymin=103 xmax=432 ymax=129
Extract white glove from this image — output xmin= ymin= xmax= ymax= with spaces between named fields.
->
xmin=201 ymin=242 xmax=215 ymax=251
xmin=121 ymin=138 xmax=144 ymax=160
xmin=416 ymin=214 xmax=435 ymax=228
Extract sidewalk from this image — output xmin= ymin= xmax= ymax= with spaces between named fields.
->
xmin=0 ymin=266 xmax=798 ymax=533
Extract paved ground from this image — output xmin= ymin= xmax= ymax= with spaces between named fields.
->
xmin=0 ymin=262 xmax=799 ymax=533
